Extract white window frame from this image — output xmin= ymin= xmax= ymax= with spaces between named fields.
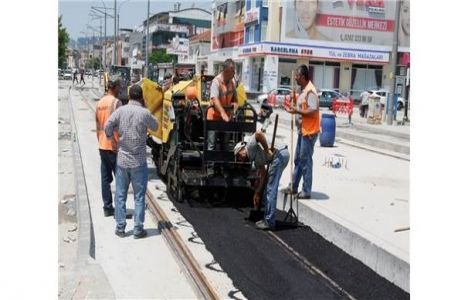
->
xmin=261 ymin=20 xmax=267 ymax=41
xmin=249 ymin=26 xmax=255 ymax=44
xmin=262 ymin=0 xmax=268 ymax=7
xmin=250 ymin=0 xmax=255 ymax=10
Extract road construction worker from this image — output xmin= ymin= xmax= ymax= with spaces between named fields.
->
xmin=285 ymin=64 xmax=320 ymax=199
xmin=207 ymin=58 xmax=238 ymax=151
xmin=234 ymin=131 xmax=290 ymax=230
xmin=96 ymin=76 xmax=122 ymax=217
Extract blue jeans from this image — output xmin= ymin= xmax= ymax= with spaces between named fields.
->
xmin=115 ymin=164 xmax=148 ymax=234
xmin=99 ymin=150 xmax=117 ymax=210
xmin=264 ymin=147 xmax=290 ymax=227
xmin=292 ymin=133 xmax=318 ymax=196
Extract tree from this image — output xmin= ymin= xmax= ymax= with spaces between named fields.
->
xmin=58 ymin=16 xmax=70 ymax=68
xmin=85 ymin=57 xmax=102 ymax=70
xmin=148 ymin=49 xmax=177 ymax=64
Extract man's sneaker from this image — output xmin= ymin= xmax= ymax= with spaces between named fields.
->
xmin=255 ymin=220 xmax=272 ymax=230
xmin=115 ymin=230 xmax=125 ymax=238
xmin=297 ymin=192 xmax=311 ymax=199
xmin=104 ymin=208 xmax=115 ymax=217
xmin=133 ymin=229 xmax=147 ymax=239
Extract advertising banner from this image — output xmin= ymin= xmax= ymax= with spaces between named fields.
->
xmin=281 ymin=0 xmax=407 ymax=50
xmin=212 ymin=0 xmax=245 ymax=50
xmin=263 ymin=56 xmax=279 ymax=92
xmin=166 ymin=36 xmax=189 ymax=56
xmin=398 ymin=0 xmax=410 ymax=50
xmin=240 ymin=42 xmax=389 ymax=63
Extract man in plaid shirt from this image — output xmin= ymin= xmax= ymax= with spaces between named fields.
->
xmin=104 ymin=85 xmax=158 ymax=239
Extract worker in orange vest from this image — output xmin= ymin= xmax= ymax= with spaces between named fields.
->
xmin=285 ymin=65 xmax=320 ymax=199
xmin=96 ymin=77 xmax=122 ymax=216
xmin=207 ymin=58 xmax=238 ymax=151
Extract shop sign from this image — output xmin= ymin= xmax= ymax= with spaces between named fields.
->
xmin=324 ymin=48 xmax=388 ymax=62
xmin=244 ymin=7 xmax=260 ymax=25
xmin=157 ymin=63 xmax=173 ymax=68
xmin=241 ymin=46 xmax=259 ymax=55
xmin=240 ymin=42 xmax=389 ymax=63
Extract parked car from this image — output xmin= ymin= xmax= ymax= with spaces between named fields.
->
xmin=318 ymin=89 xmax=351 ymax=109
xmin=367 ymin=89 xmax=405 ymax=111
xmin=256 ymin=87 xmax=292 ymax=108
xmin=63 ymin=69 xmax=72 ymax=80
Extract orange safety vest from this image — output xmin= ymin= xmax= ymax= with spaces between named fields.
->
xmin=300 ymin=81 xmax=320 ymax=136
xmin=96 ymin=95 xmax=119 ymax=151
xmin=207 ymin=74 xmax=236 ymax=120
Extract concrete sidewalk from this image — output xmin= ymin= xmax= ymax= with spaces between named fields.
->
xmin=64 ymin=80 xmax=199 ymax=299
xmin=264 ymin=115 xmax=410 ymax=292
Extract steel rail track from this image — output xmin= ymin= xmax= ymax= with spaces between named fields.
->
xmin=146 ymin=191 xmax=218 ymax=300
xmin=77 ymin=86 xmax=218 ymax=300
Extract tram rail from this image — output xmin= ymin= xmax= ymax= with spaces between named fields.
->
xmin=77 ymin=87 xmax=218 ymax=300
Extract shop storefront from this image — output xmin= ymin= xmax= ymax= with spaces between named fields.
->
xmin=239 ymin=42 xmax=389 ymax=94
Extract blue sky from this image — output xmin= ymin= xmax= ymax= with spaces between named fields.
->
xmin=59 ymin=0 xmax=211 ymax=40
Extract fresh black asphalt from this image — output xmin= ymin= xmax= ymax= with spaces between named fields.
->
xmin=169 ymin=187 xmax=409 ymax=300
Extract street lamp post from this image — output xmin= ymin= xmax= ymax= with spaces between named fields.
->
xmin=91 ymin=2 xmax=114 ymax=71
xmin=114 ymin=0 xmax=117 ymax=66
xmin=145 ymin=0 xmax=150 ymax=77
xmin=117 ymin=0 xmax=131 ymax=66
xmin=386 ymin=0 xmax=402 ymax=125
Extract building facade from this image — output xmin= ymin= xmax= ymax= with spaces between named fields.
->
xmin=209 ymin=0 xmax=410 ymax=99
xmin=127 ymin=7 xmax=211 ymax=81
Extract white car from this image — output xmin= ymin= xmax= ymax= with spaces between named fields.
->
xmin=256 ymin=87 xmax=292 ymax=108
xmin=63 ymin=70 xmax=73 ymax=80
xmin=367 ymin=90 xmax=405 ymax=111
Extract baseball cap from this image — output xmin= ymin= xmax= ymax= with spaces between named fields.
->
xmin=234 ymin=141 xmax=247 ymax=156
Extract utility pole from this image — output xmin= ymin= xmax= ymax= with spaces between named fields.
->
xmin=386 ymin=0 xmax=402 ymax=125
xmin=114 ymin=0 xmax=117 ymax=66
xmin=91 ymin=4 xmax=114 ymax=71
xmin=145 ymin=0 xmax=150 ymax=77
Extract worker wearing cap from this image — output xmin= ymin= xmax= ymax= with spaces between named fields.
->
xmin=96 ymin=77 xmax=122 ymax=217
xmin=234 ymin=131 xmax=290 ymax=230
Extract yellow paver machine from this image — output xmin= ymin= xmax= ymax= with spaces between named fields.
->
xmin=140 ymin=74 xmax=258 ymax=202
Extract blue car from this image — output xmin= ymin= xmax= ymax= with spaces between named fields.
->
xmin=318 ymin=89 xmax=349 ymax=109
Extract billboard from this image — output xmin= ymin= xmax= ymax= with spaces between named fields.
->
xmin=166 ymin=36 xmax=189 ymax=56
xmin=281 ymin=0 xmax=408 ymax=50
xmin=212 ymin=0 xmax=245 ymax=50
xmin=398 ymin=0 xmax=410 ymax=50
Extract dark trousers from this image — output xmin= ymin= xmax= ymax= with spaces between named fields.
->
xmin=99 ymin=149 xmax=117 ymax=210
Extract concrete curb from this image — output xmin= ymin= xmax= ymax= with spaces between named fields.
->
xmin=335 ymin=131 xmax=410 ymax=155
xmin=276 ymin=116 xmax=409 ymax=155
xmin=350 ymin=123 xmax=410 ymax=140
xmin=277 ymin=192 xmax=410 ymax=293
xmin=67 ymin=87 xmax=116 ymax=299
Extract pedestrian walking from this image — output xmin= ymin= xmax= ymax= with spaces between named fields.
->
xmin=80 ymin=70 xmax=86 ymax=85
xmin=285 ymin=65 xmax=320 ymax=199
xmin=234 ymin=131 xmax=290 ymax=230
xmin=96 ymin=77 xmax=122 ymax=217
xmin=73 ymin=70 xmax=78 ymax=85
xmin=104 ymin=85 xmax=158 ymax=239
xmin=359 ymin=90 xmax=370 ymax=118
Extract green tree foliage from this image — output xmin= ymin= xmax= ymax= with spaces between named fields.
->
xmin=85 ymin=57 xmax=102 ymax=70
xmin=58 ymin=16 xmax=70 ymax=68
xmin=148 ymin=49 xmax=177 ymax=64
